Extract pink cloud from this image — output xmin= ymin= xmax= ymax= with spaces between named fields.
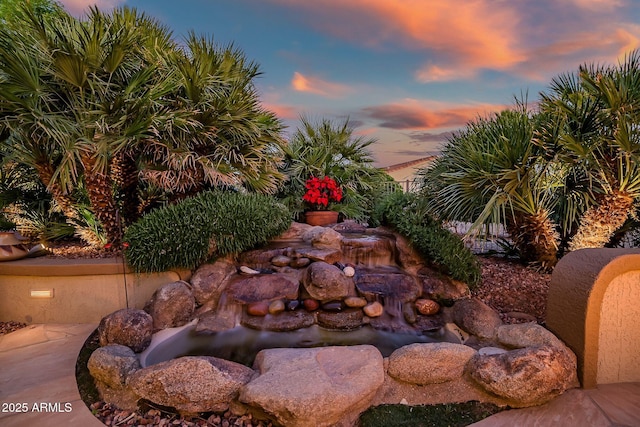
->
xmin=262 ymin=102 xmax=298 ymax=121
xmin=268 ymin=0 xmax=640 ymax=82
xmin=58 ymin=0 xmax=125 ymax=16
xmin=291 ymin=72 xmax=352 ymax=98
xmin=362 ymin=99 xmax=507 ymax=130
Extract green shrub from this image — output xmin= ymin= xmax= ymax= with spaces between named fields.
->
xmin=374 ymin=192 xmax=481 ymax=287
xmin=123 ymin=191 xmax=291 ymax=272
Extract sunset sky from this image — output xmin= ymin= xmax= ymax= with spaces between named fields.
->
xmin=58 ymin=0 xmax=640 ymax=166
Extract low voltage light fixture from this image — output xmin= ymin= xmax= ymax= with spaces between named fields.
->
xmin=30 ymin=289 xmax=54 ymax=298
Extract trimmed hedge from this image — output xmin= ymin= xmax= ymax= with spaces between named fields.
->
xmin=373 ymin=192 xmax=481 ymax=287
xmin=123 ymin=191 xmax=291 ymax=272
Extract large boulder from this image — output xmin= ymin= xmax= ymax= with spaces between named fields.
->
xmin=452 ymin=298 xmax=503 ymax=339
xmin=144 ymin=281 xmax=195 ymax=329
xmin=88 ymin=344 xmax=141 ymax=410
xmin=303 ymin=261 xmax=352 ymax=301
xmin=128 ymin=356 xmax=255 ymax=415
xmin=496 ymin=323 xmax=567 ymax=349
xmin=227 ymin=273 xmax=299 ymax=304
xmin=240 ymin=345 xmax=384 ymax=427
xmin=88 ymin=345 xmax=140 ymax=388
xmin=98 ymin=308 xmax=153 ymax=352
xmin=190 ymin=257 xmax=236 ymax=306
xmin=388 ymin=342 xmax=477 ymax=385
xmin=467 ymin=345 xmax=579 ymax=407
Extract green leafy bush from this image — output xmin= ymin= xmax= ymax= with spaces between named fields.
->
xmin=124 ymin=191 xmax=291 ymax=272
xmin=374 ymin=192 xmax=481 ymax=287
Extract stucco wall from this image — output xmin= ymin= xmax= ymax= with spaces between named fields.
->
xmin=0 ymin=258 xmax=191 ymax=323
xmin=597 ymin=270 xmax=640 ymax=384
xmin=546 ymin=248 xmax=640 ymax=388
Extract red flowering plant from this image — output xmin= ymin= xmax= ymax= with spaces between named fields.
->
xmin=302 ymin=176 xmax=343 ymax=211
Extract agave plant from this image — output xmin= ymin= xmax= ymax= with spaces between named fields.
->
xmin=419 ymin=107 xmax=560 ymax=269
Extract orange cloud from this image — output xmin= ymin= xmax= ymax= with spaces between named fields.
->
xmin=291 ymin=72 xmax=352 ymax=98
xmin=269 ymin=0 xmax=640 ymax=82
xmin=363 ymin=99 xmax=506 ymax=130
xmin=59 ymin=0 xmax=124 ymax=16
xmin=272 ymin=0 xmax=525 ymax=81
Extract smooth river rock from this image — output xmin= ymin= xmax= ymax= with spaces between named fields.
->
xmin=239 ymin=345 xmax=384 ymax=427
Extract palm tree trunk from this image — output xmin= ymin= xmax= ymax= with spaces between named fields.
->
xmin=506 ymin=209 xmax=559 ymax=270
xmin=569 ymin=190 xmax=634 ymax=251
xmin=111 ymin=150 xmax=140 ymax=227
xmin=35 ymin=163 xmax=78 ymax=221
xmin=81 ymin=152 xmax=122 ymax=245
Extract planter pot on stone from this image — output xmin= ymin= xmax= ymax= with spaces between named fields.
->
xmin=305 ymin=211 xmax=339 ymax=226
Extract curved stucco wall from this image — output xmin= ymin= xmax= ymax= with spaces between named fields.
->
xmin=546 ymin=248 xmax=640 ymax=388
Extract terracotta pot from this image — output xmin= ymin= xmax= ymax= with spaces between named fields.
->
xmin=0 ymin=231 xmax=29 ymax=262
xmin=305 ymin=210 xmax=339 ymax=226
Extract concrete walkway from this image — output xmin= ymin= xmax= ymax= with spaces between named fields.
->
xmin=1 ymin=324 xmax=639 ymax=427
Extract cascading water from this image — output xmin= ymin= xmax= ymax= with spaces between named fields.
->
xmin=140 ymin=227 xmax=461 ymax=368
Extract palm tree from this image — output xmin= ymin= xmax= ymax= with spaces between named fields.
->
xmin=137 ymin=33 xmax=286 ymax=202
xmin=419 ymin=107 xmax=560 ymax=269
xmin=279 ymin=116 xmax=388 ymax=223
xmin=1 ymin=5 xmax=287 ymax=246
xmin=536 ymin=50 xmax=640 ymax=250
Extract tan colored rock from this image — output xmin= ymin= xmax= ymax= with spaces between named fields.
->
xmin=452 ymin=298 xmax=502 ymax=339
xmin=239 ymin=345 xmax=384 ymax=427
xmin=227 ymin=273 xmax=299 ymax=304
xmin=144 ymin=281 xmax=195 ymax=329
xmin=303 ymin=226 xmax=344 ymax=249
xmin=363 ymin=301 xmax=384 ymax=317
xmin=128 ymin=356 xmax=255 ymax=415
xmin=271 ymin=255 xmax=291 ymax=267
xmin=303 ymin=261 xmax=352 ymax=301
xmin=388 ymin=342 xmax=477 ymax=385
xmin=295 ymin=247 xmax=343 ymax=264
xmin=415 ymin=298 xmax=440 ymax=315
xmin=496 ymin=323 xmax=567 ymax=350
xmin=344 ymin=296 xmax=367 ymax=308
xmin=467 ymin=345 xmax=579 ymax=407
xmin=98 ymin=308 xmax=153 ymax=353
xmin=268 ymin=299 xmax=285 ymax=315
xmin=88 ymin=344 xmax=140 ymax=388
xmin=190 ymin=257 xmax=236 ymax=306
xmin=273 ymin=221 xmax=312 ymax=241
xmin=88 ymin=344 xmax=141 ymax=411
